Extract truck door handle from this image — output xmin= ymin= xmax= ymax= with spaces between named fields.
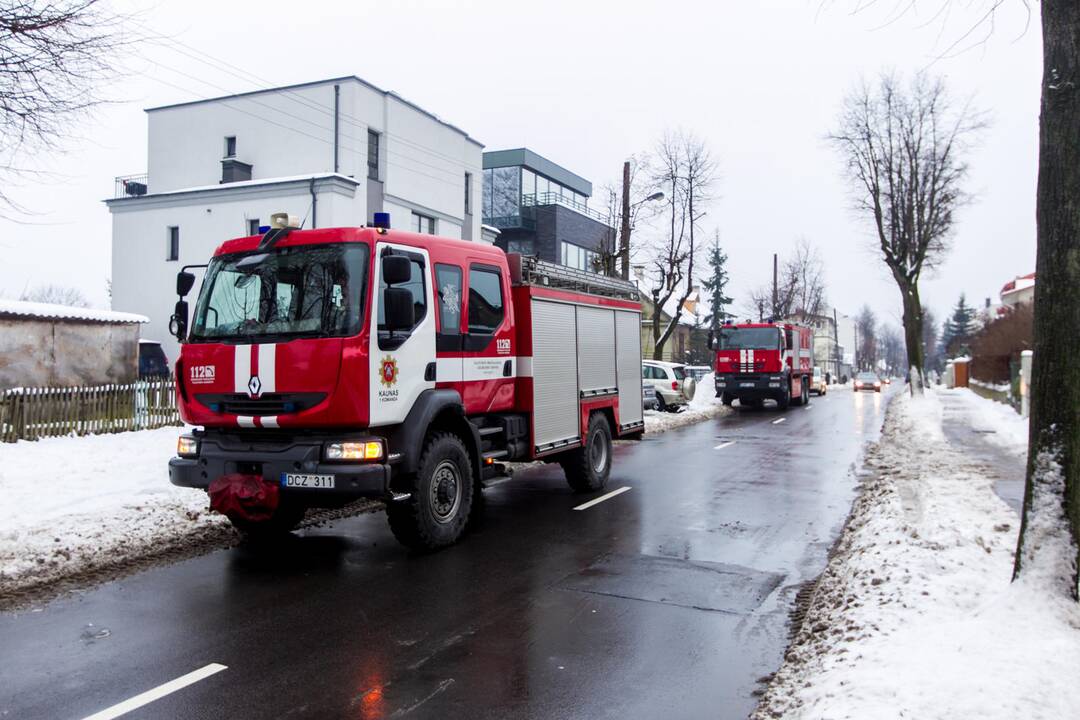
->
xmin=425 ymin=362 xmax=436 ymax=381
xmin=502 ymin=360 xmax=512 ymax=377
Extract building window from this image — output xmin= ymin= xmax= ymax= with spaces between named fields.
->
xmin=247 ymin=218 xmax=260 ymax=236
xmin=225 ymin=136 xmax=236 ymax=158
xmin=467 ymin=265 xmax=504 ymax=334
xmin=560 ymin=242 xmax=597 ymax=272
xmin=367 ymin=130 xmax=380 ymax=180
xmin=464 ymin=172 xmax=472 ymax=215
xmin=166 ymin=226 xmax=180 ymax=261
xmin=412 ymin=212 xmax=435 ymax=235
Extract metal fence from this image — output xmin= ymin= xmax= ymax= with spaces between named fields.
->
xmin=0 ymin=378 xmax=180 ymax=442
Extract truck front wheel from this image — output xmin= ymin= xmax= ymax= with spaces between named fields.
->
xmin=561 ymin=413 xmax=613 ymax=492
xmin=387 ymin=432 xmax=474 ymax=550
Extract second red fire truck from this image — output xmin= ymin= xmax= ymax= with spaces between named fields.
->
xmin=166 ymin=216 xmax=644 ymax=550
xmin=710 ymin=321 xmax=814 ymax=409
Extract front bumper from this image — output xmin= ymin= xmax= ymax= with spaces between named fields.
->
xmin=714 ymin=373 xmax=786 ymax=400
xmin=168 ymin=431 xmax=392 ymax=505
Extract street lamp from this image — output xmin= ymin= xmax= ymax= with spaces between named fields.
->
xmin=619 ymin=189 xmax=665 ymax=280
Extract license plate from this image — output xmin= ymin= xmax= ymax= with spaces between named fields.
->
xmin=740 ymin=382 xmax=755 ymax=388
xmin=280 ymin=472 xmax=336 ymax=489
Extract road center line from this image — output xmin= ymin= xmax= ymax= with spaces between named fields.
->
xmin=714 ymin=441 xmax=736 ymax=450
xmin=81 ymin=663 xmax=228 ymax=720
xmin=573 ymin=486 xmax=631 ymax=511
xmin=772 ymin=417 xmax=787 ymax=425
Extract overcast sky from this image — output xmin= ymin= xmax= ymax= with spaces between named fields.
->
xmin=0 ymin=0 xmax=1041 ymax=332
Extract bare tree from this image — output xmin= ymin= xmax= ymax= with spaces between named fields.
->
xmin=645 ymin=131 xmax=715 ymax=360
xmin=20 ymin=283 xmax=89 ymax=307
xmin=829 ymin=71 xmax=984 ymax=395
xmin=855 ymin=305 xmax=877 ymax=371
xmin=0 ymin=1 xmax=133 ymax=214
xmin=879 ymin=325 xmax=906 ymax=376
xmin=747 ymin=238 xmax=828 ymax=321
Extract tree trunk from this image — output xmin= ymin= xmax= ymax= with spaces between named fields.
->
xmin=619 ymin=161 xmax=631 ymax=280
xmin=1013 ymin=0 xmax=1080 ymax=598
xmin=900 ymin=281 xmax=926 ymax=396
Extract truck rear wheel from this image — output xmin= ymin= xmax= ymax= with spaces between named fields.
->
xmin=561 ymin=413 xmax=612 ymax=492
xmin=387 ymin=432 xmax=474 ymax=551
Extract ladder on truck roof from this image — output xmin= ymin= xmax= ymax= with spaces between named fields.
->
xmin=507 ymin=254 xmax=640 ymax=301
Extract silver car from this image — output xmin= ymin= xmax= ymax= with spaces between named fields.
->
xmin=642 ymin=381 xmax=659 ymax=411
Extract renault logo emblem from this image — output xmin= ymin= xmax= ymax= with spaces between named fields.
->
xmin=247 ymin=375 xmax=262 ymax=397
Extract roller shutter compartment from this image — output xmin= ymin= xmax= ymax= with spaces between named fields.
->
xmin=531 ymin=300 xmax=580 ymax=450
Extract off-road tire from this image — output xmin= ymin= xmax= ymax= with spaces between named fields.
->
xmin=386 ymin=432 xmax=474 ymax=551
xmin=777 ymin=382 xmax=792 ymax=410
xmin=229 ymin=500 xmax=307 ymax=538
xmin=561 ymin=414 xmax=612 ymax=493
xmin=721 ymin=393 xmax=734 ymax=406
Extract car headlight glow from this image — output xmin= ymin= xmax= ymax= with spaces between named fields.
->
xmin=177 ymin=434 xmax=199 ymax=458
xmin=325 ymin=441 xmax=384 ymax=461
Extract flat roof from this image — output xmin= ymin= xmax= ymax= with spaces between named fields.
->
xmin=482 ymin=148 xmax=592 ymax=197
xmin=0 ymin=299 xmax=148 ymax=324
xmin=145 ymin=75 xmax=483 ymax=147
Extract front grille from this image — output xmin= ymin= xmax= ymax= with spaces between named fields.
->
xmin=195 ymin=392 xmax=327 ymax=416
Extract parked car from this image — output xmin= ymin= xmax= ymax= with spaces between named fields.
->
xmin=642 ymin=360 xmax=691 ymax=412
xmin=684 ymin=365 xmax=711 ymax=382
xmin=138 ymin=339 xmax=170 ymax=378
xmin=642 ymin=381 xmax=659 ymax=411
xmin=853 ymin=371 xmax=882 ymax=392
xmin=811 ymin=366 xmax=827 ymax=395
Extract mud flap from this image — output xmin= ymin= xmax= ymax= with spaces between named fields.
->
xmin=208 ymin=473 xmax=280 ymax=522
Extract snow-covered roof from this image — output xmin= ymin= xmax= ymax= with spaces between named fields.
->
xmin=1000 ymin=272 xmax=1035 ymax=296
xmin=0 ymin=299 xmax=148 ymax=324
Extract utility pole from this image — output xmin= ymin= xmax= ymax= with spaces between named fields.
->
xmin=771 ymin=253 xmax=778 ymax=320
xmin=618 ymin=161 xmax=631 ymax=280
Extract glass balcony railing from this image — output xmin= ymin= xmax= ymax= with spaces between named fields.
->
xmin=521 ymin=192 xmax=612 ymax=225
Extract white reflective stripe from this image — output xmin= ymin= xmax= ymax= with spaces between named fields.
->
xmin=234 ymin=345 xmax=250 ymax=393
xmin=436 ymin=357 xmax=463 ymax=382
xmin=463 ymin=356 xmax=513 ymax=382
xmin=261 ymin=415 xmax=278 ymax=428
xmin=237 ymin=415 xmax=256 ymax=428
xmin=516 ymin=356 xmax=533 ymax=377
xmin=258 ymin=344 xmax=276 ymax=393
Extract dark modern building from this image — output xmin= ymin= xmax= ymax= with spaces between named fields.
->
xmin=481 ymin=148 xmax=614 ymax=272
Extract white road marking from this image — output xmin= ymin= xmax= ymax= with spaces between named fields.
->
xmin=772 ymin=417 xmax=786 ymax=425
xmin=804 ymin=404 xmax=813 ymax=410
xmin=81 ymin=663 xmax=227 ymax=720
xmin=714 ymin=441 xmax=736 ymax=450
xmin=573 ymin=486 xmax=631 ymax=511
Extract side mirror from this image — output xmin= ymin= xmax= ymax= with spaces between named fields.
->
xmin=169 ymin=300 xmax=189 ymax=341
xmin=176 ymin=270 xmax=196 ymax=297
xmin=382 ymin=255 xmax=411 ymax=286
xmin=383 ymin=287 xmax=414 ymax=331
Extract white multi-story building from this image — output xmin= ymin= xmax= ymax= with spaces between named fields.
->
xmin=107 ymin=76 xmax=484 ymax=359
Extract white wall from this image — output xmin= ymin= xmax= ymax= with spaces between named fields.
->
xmin=144 ymin=78 xmax=482 ymax=239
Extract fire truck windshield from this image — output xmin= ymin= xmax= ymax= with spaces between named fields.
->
xmin=718 ymin=327 xmax=780 ymax=350
xmin=189 ymin=243 xmax=368 ymax=342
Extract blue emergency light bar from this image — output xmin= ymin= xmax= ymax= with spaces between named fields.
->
xmin=373 ymin=212 xmax=391 ymax=229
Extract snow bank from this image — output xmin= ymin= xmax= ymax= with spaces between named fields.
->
xmin=753 ymin=389 xmax=1080 ymax=720
xmin=643 ymin=373 xmax=730 ymax=433
xmin=0 ymin=428 xmax=228 ymax=595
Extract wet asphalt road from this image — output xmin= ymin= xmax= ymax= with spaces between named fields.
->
xmin=0 ymin=387 xmax=893 ymax=720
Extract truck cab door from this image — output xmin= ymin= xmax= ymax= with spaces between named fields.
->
xmin=369 ymin=242 xmax=436 ymax=427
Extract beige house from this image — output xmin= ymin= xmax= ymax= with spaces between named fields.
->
xmin=0 ymin=300 xmax=148 ymax=390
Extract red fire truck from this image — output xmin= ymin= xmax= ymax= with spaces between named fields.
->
xmin=710 ymin=321 xmax=814 ymax=409
xmin=166 ymin=217 xmax=644 ymax=549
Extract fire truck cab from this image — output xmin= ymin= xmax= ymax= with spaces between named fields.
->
xmin=166 ymin=218 xmax=644 ymax=550
xmin=710 ymin=321 xmax=814 ymax=409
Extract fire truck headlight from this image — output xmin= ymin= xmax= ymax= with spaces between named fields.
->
xmin=325 ymin=441 xmax=384 ymax=461
xmin=177 ymin=434 xmax=199 ymax=458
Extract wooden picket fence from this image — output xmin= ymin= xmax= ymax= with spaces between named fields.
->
xmin=0 ymin=377 xmax=181 ymax=442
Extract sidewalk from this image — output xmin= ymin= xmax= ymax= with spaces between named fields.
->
xmin=938 ymin=389 xmax=1027 ymax=513
xmin=752 ymin=387 xmax=1080 ymax=720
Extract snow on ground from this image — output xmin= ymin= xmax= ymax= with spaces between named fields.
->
xmin=0 ymin=427 xmax=228 ymax=596
xmin=753 ymin=388 xmax=1080 ymax=720
xmin=643 ymin=373 xmax=730 ymax=433
xmin=940 ymin=387 xmax=1029 ymax=458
